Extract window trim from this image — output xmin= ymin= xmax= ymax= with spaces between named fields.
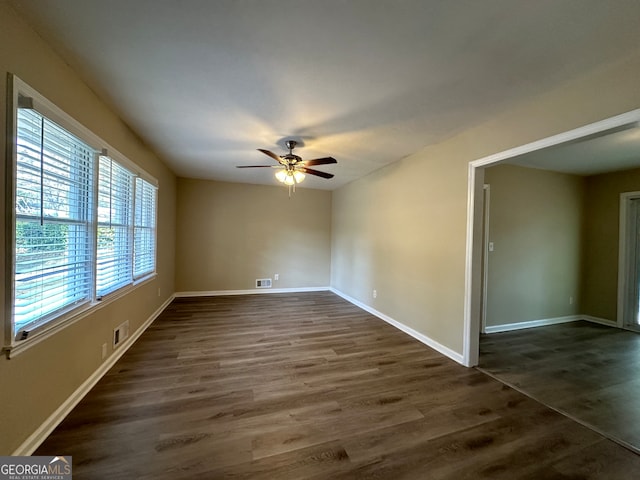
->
xmin=4 ymin=74 xmax=158 ymax=358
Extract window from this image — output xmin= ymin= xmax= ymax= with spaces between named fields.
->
xmin=14 ymin=108 xmax=94 ymax=335
xmin=96 ymin=156 xmax=134 ymax=297
xmin=96 ymin=157 xmax=158 ymax=295
xmin=6 ymin=76 xmax=158 ymax=352
xmin=134 ymin=177 xmax=157 ymax=279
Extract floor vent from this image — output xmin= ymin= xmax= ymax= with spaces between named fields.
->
xmin=113 ymin=320 xmax=129 ymax=349
xmin=256 ymin=278 xmax=272 ymax=288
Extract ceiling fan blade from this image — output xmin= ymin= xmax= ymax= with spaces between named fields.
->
xmin=236 ymin=165 xmax=279 ymax=168
xmin=257 ymin=149 xmax=283 ymax=164
xmin=302 ymin=157 xmax=337 ymax=167
xmin=299 ymin=167 xmax=334 ymax=179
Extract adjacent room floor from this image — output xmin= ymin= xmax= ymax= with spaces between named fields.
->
xmin=479 ymin=320 xmax=640 ymax=454
xmin=36 ymin=293 xmax=640 ymax=479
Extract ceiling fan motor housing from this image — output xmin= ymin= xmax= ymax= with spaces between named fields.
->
xmin=282 ymin=154 xmax=302 ymax=164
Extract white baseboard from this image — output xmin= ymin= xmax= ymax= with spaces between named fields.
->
xmin=12 ymin=294 xmax=175 ymax=456
xmin=484 ymin=314 xmax=618 ymax=334
xmin=175 ymin=286 xmax=330 ymax=297
xmin=582 ymin=315 xmax=616 ymax=327
xmin=484 ymin=315 xmax=583 ymax=333
xmin=330 ymin=288 xmax=464 ymax=365
xmin=484 ymin=315 xmax=581 ymax=333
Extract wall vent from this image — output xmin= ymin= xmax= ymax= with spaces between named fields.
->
xmin=256 ymin=278 xmax=272 ymax=288
xmin=113 ymin=320 xmax=129 ymax=349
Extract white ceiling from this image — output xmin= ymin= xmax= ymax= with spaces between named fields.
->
xmin=509 ymin=124 xmax=640 ymax=176
xmin=9 ymin=0 xmax=640 ymax=189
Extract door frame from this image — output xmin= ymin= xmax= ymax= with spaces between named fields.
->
xmin=480 ymin=184 xmax=490 ymax=334
xmin=463 ymin=108 xmax=640 ymax=367
xmin=618 ymin=191 xmax=640 ymax=330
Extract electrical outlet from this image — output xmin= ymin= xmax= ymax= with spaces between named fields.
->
xmin=569 ymin=296 xmax=574 ymax=305
xmin=158 ymin=287 xmax=161 ymax=297
xmin=101 ymin=343 xmax=107 ymax=360
xmin=274 ymin=273 xmax=279 ymax=281
xmin=373 ymin=289 xmax=377 ymax=299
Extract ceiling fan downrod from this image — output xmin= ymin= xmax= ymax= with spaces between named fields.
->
xmin=285 ymin=140 xmax=297 ymax=153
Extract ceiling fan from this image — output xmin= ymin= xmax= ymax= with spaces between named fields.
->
xmin=237 ymin=140 xmax=337 ymax=193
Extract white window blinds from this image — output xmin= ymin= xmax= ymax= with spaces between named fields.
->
xmin=134 ymin=177 xmax=157 ymax=279
xmin=96 ymin=156 xmax=134 ymax=297
xmin=10 ymin=79 xmax=159 ymax=347
xmin=14 ymin=107 xmax=93 ymax=334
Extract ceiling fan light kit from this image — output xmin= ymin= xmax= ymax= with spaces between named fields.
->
xmin=275 ymin=169 xmax=305 ymax=185
xmin=237 ymin=139 xmax=337 ymax=196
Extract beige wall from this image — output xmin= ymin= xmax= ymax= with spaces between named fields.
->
xmin=332 ymin=49 xmax=640 ymax=355
xmin=0 ymin=1 xmax=176 ymax=454
xmin=332 ymin=158 xmax=470 ymax=352
xmin=483 ymin=165 xmax=584 ymax=327
xmin=176 ymin=179 xmax=331 ymax=292
xmin=583 ymin=168 xmax=640 ymax=321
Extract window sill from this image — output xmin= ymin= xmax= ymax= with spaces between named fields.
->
xmin=3 ymin=273 xmax=157 ymax=359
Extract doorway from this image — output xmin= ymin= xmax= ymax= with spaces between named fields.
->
xmin=463 ymin=109 xmax=640 ymax=367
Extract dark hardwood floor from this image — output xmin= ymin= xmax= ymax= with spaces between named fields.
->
xmin=36 ymin=293 xmax=640 ymax=478
xmin=479 ymin=320 xmax=640 ymax=454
